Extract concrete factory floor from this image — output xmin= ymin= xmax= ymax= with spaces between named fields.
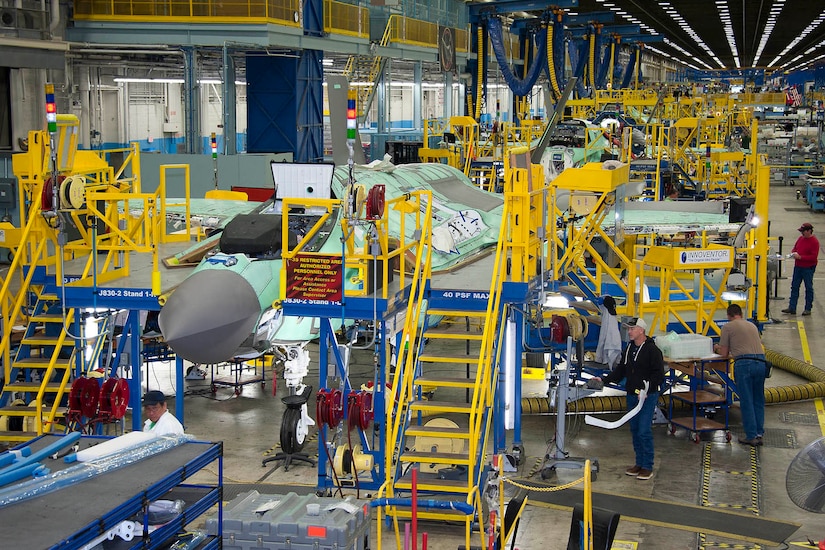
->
xmin=129 ymin=180 xmax=825 ymax=549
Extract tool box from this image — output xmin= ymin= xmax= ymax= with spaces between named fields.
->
xmin=205 ymin=491 xmax=371 ymax=550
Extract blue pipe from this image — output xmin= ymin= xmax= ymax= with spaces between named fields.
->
xmin=487 ymin=17 xmax=547 ymax=97
xmin=370 ymin=497 xmax=475 ymax=515
xmin=0 ymin=431 xmax=81 ymax=476
xmin=0 ymin=447 xmax=32 ymax=468
xmin=0 ymin=463 xmax=40 ymax=488
xmin=621 ymin=47 xmax=638 ymax=89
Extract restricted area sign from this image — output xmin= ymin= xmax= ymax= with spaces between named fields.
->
xmin=285 ymin=254 xmax=343 ymax=305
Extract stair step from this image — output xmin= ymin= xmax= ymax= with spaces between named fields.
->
xmin=415 ymin=376 xmax=475 ymax=389
xmin=20 ymin=336 xmax=73 ymax=347
xmin=558 ymin=284 xmax=587 ymax=298
xmin=427 ymin=309 xmax=487 ymax=318
xmin=409 ymin=400 xmax=473 ymax=414
xmin=568 ymin=300 xmax=599 ymax=314
xmin=384 ymin=507 xmax=473 ymax=522
xmin=405 ymin=424 xmax=471 ymax=439
xmin=395 ymin=477 xmax=473 ymax=493
xmin=30 ymin=313 xmax=69 ymax=324
xmin=399 ymin=450 xmax=470 ymax=465
xmin=4 ymin=382 xmax=64 ymax=392
xmin=418 ymin=350 xmax=479 ymax=363
xmin=0 ymin=406 xmax=67 ymax=417
xmin=12 ymin=358 xmax=72 ymax=369
xmin=423 ymin=326 xmax=483 ymax=340
xmin=0 ymin=431 xmax=39 ymax=442
xmin=38 ymin=293 xmax=60 ymax=302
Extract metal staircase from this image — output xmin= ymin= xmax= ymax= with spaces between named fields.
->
xmin=382 ymin=239 xmax=508 ymax=550
xmin=344 ymin=17 xmax=393 ymax=120
xmin=0 ymin=288 xmax=75 ymax=443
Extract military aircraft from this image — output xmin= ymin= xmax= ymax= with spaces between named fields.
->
xmin=158 ymin=159 xmax=505 ymax=365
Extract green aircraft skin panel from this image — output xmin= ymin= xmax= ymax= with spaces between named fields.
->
xmin=168 ymin=162 xmax=503 ymax=346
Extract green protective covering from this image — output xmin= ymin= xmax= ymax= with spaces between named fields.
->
xmin=160 ymin=162 xmax=505 ymax=357
xmin=331 ymin=162 xmax=505 ymax=272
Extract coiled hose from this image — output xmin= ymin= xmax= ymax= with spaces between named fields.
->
xmin=475 ymin=25 xmax=484 ymax=120
xmin=546 ymin=19 xmax=561 ymax=99
xmin=588 ymin=32 xmax=595 ymax=91
xmin=521 ymin=348 xmax=825 ymax=414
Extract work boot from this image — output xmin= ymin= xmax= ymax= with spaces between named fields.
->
xmin=625 ymin=465 xmax=642 ymax=476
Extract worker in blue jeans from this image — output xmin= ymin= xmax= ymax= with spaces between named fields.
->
xmin=782 ymin=222 xmax=819 ymax=315
xmin=716 ymin=304 xmax=766 ymax=445
xmin=594 ymin=317 xmax=664 ymax=480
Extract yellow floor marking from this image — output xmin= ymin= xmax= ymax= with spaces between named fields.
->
xmin=797 ymin=320 xmax=812 ymax=364
xmin=816 ymin=398 xmax=825 ymax=437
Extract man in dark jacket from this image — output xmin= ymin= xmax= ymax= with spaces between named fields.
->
xmin=595 ymin=317 xmax=664 ymax=481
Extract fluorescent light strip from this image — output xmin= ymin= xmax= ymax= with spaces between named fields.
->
xmin=596 ymin=0 xmax=724 ymax=71
xmin=663 ymin=38 xmax=714 ymax=70
xmin=752 ymin=0 xmax=785 ymax=66
xmin=789 ymin=50 xmax=825 ymax=71
xmin=715 ymin=1 xmax=740 ymax=68
xmin=659 ymin=1 xmax=725 ymax=68
xmin=646 ymin=45 xmax=703 ymax=71
xmin=113 ymin=78 xmax=247 ymax=85
xmin=767 ymin=9 xmax=825 ymax=67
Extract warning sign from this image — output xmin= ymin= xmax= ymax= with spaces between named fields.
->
xmin=285 ymin=254 xmax=343 ymax=305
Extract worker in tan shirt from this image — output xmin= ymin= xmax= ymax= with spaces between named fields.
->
xmin=714 ymin=304 xmax=766 ymax=446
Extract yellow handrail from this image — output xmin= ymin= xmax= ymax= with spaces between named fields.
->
xmin=0 ymin=193 xmax=47 ymax=382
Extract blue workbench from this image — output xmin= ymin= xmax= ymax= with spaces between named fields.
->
xmin=0 ymin=434 xmax=222 ymax=549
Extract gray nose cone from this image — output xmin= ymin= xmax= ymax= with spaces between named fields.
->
xmin=159 ymin=269 xmax=261 ymax=364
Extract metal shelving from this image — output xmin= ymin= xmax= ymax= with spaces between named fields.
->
xmin=666 ymin=357 xmax=732 ymax=443
xmin=0 ymin=434 xmax=222 ymax=549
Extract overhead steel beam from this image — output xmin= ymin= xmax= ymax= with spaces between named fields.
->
xmin=568 ymin=24 xmax=640 ymax=39
xmin=468 ymin=0 xmax=578 ymax=21
xmin=565 ymin=12 xmax=615 ymax=25
xmin=619 ymin=35 xmax=664 ymax=44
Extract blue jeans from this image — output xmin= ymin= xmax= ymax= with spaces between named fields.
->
xmin=627 ymin=390 xmax=659 ymax=470
xmin=734 ymin=356 xmax=766 ymax=440
xmin=788 ymin=265 xmax=816 ymax=312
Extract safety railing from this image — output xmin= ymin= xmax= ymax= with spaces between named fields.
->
xmin=72 ymin=0 xmax=301 ymax=26
xmin=323 ymin=0 xmax=368 ymax=39
xmin=0 ymin=195 xmax=49 ymax=385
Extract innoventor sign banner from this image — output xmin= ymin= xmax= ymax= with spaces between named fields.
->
xmin=678 ymin=248 xmax=732 ymax=265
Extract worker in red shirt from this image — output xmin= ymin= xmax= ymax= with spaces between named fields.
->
xmin=782 ymin=222 xmax=820 ymax=316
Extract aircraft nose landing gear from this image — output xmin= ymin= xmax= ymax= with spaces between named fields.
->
xmin=262 ymin=384 xmax=317 ymax=472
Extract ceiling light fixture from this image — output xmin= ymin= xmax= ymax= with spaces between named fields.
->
xmin=715 ymin=1 xmax=740 ymax=68
xmin=659 ymin=1 xmax=725 ymax=69
xmin=767 ymin=9 xmax=825 ymax=67
xmin=112 ymin=78 xmax=247 ymax=85
xmin=752 ymin=0 xmax=785 ymax=66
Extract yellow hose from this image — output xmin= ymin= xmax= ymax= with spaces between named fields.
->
xmin=521 ymin=348 xmax=825 ymax=414
xmin=588 ymin=32 xmax=596 ymax=90
xmin=475 ymin=25 xmax=484 ymax=120
xmin=608 ymin=40 xmax=616 ymax=89
xmin=764 ymin=348 xmax=825 ymax=402
xmin=547 ymin=19 xmax=562 ymax=99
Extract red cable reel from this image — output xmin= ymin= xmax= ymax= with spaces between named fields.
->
xmin=315 ymin=389 xmax=344 ymax=428
xmin=78 ymin=377 xmax=100 ymax=419
xmin=100 ymin=378 xmax=130 ymax=420
xmin=365 ymin=184 xmax=385 ymax=220
xmin=347 ymin=391 xmax=374 ymax=431
xmin=67 ymin=377 xmax=87 ymax=427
